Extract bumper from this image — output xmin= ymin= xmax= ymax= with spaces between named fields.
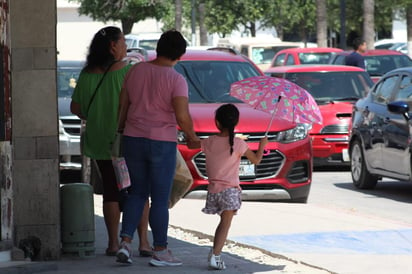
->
xmin=59 ymin=133 xmax=81 ymax=170
xmin=311 ymin=134 xmax=349 ymax=166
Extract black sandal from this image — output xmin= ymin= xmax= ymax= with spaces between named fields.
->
xmin=139 ymin=249 xmax=153 ymax=257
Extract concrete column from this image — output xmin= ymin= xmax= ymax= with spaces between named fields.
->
xmin=9 ymin=0 xmax=60 ymax=260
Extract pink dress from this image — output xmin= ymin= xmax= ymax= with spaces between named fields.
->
xmin=201 ymin=135 xmax=249 ymax=215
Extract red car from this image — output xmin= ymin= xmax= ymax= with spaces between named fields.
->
xmin=329 ymin=49 xmax=412 ymax=82
xmin=271 ymin=47 xmax=343 ymax=67
xmin=265 ymin=65 xmax=374 ymax=167
xmin=170 ymin=49 xmax=313 ymax=202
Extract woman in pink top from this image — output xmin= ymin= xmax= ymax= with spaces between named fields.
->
xmin=188 ymin=104 xmax=268 ymax=270
xmin=116 ymin=30 xmax=199 ymax=266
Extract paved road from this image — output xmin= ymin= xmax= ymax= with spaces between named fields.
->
xmin=170 ymin=170 xmax=412 ymax=274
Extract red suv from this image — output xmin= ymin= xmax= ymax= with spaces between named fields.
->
xmin=265 ymin=65 xmax=374 ymax=167
xmin=171 ymin=49 xmax=313 ymax=202
xmin=271 ymin=47 xmax=343 ymax=67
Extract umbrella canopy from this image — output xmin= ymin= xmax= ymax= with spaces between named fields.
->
xmin=230 ymin=75 xmax=323 ymax=125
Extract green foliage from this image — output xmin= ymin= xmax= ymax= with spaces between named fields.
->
xmin=69 ymin=0 xmax=168 ymax=32
xmin=70 ymin=0 xmax=410 ymax=42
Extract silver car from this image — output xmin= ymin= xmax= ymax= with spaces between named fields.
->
xmin=57 ymin=60 xmax=83 ymax=170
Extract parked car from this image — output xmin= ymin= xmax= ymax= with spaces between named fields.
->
xmin=217 ymin=37 xmax=308 ymax=71
xmin=270 ymin=47 xmax=343 ymax=67
xmin=57 ymin=60 xmax=84 ymax=170
xmin=349 ymin=67 xmax=412 ymax=189
xmin=329 ymin=49 xmax=412 ymax=83
xmin=265 ymin=65 xmax=374 ymax=167
xmin=374 ymin=39 xmax=406 ymax=50
xmin=125 ymin=33 xmax=162 ymax=50
xmin=172 ymin=49 xmax=313 ymax=202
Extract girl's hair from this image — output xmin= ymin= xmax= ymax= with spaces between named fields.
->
xmin=85 ymin=26 xmax=122 ymax=71
xmin=215 ymin=104 xmax=239 ymax=155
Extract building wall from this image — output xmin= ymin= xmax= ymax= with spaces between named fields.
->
xmin=57 ymin=0 xmax=163 ymax=60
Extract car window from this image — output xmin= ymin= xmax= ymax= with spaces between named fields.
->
xmin=174 ymin=60 xmax=261 ymax=103
xmin=333 ymin=55 xmax=346 ymax=65
xmin=366 ymin=55 xmax=412 ymax=76
xmin=283 ymin=71 xmax=373 ymax=103
xmin=394 ymin=75 xmax=412 ymax=106
xmin=299 ymin=53 xmax=335 ymax=64
xmin=273 ymin=53 xmax=286 ymax=66
xmin=285 ymin=54 xmax=295 ymax=65
xmin=57 ymin=64 xmax=82 ymax=98
xmin=372 ymin=75 xmax=399 ymax=104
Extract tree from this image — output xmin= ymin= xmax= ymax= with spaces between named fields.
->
xmin=175 ymin=0 xmax=183 ymax=31
xmin=317 ymin=0 xmax=328 ymax=47
xmin=363 ymin=0 xmax=375 ymax=49
xmin=69 ymin=0 xmax=168 ymax=34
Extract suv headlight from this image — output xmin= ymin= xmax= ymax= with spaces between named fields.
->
xmin=276 ymin=123 xmax=311 ymax=143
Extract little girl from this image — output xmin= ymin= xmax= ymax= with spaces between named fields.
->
xmin=187 ymin=103 xmax=268 ymax=270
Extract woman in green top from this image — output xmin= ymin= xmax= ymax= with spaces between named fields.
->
xmin=70 ymin=26 xmax=151 ymax=257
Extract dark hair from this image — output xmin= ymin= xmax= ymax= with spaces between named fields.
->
xmin=215 ymin=104 xmax=239 ymax=155
xmin=156 ymin=29 xmax=187 ymax=61
xmin=352 ymin=37 xmax=365 ymax=50
xmin=85 ymin=26 xmax=122 ymax=70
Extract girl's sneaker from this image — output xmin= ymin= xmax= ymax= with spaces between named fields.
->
xmin=149 ymin=249 xmax=182 ymax=267
xmin=209 ymin=254 xmax=226 ymax=270
xmin=116 ymin=241 xmax=133 ymax=264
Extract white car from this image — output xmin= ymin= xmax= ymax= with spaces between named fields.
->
xmin=125 ymin=33 xmax=162 ymax=50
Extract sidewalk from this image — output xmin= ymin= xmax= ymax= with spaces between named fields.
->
xmin=0 ymin=195 xmax=331 ymax=274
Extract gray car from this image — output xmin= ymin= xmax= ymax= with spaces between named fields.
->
xmin=57 ymin=60 xmax=83 ymax=170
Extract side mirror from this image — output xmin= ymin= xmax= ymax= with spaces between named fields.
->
xmin=388 ymin=101 xmax=410 ymax=120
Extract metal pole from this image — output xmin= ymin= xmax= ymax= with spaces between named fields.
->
xmin=191 ymin=0 xmax=196 ymax=46
xmin=340 ymin=0 xmax=346 ymax=49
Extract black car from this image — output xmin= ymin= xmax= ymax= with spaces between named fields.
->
xmin=349 ymin=67 xmax=412 ymax=189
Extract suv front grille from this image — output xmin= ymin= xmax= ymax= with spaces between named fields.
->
xmin=61 ymin=118 xmax=81 ymax=136
xmin=193 ymin=150 xmax=284 ymax=181
xmin=320 ymin=124 xmax=349 ymax=134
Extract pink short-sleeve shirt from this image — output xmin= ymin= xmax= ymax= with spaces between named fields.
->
xmin=123 ymin=62 xmax=188 ymax=142
xmin=201 ymin=136 xmax=249 ymax=193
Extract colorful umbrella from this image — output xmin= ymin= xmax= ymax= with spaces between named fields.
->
xmin=230 ymin=76 xmax=323 ymax=129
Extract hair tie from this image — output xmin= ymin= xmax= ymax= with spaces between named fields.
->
xmin=100 ymin=29 xmax=106 ymax=36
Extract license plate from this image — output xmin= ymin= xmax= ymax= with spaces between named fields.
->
xmin=342 ymin=148 xmax=350 ymax=162
xmin=239 ymin=162 xmax=255 ymax=176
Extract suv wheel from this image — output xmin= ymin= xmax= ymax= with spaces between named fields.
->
xmin=350 ymin=140 xmax=378 ymax=189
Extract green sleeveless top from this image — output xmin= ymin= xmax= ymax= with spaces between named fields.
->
xmin=72 ymin=64 xmax=132 ymax=159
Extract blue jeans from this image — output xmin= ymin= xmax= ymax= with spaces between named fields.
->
xmin=120 ymin=136 xmax=176 ymax=248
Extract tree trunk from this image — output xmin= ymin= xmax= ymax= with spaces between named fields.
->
xmin=121 ymin=18 xmax=134 ymax=35
xmin=316 ymin=0 xmax=327 ymax=47
xmin=250 ymin=22 xmax=256 ymax=37
xmin=198 ymin=3 xmax=208 ymax=46
xmin=407 ymin=4 xmax=412 ymax=57
xmin=363 ymin=0 xmax=374 ymax=50
xmin=175 ymin=0 xmax=183 ymax=31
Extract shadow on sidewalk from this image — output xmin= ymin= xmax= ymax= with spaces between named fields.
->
xmin=52 ymin=215 xmax=285 ymax=273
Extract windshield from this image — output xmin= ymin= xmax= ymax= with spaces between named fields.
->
xmin=366 ymin=55 xmax=412 ymax=76
xmin=250 ymin=46 xmax=297 ymax=65
xmin=174 ymin=60 xmax=261 ymax=103
xmin=284 ymin=71 xmax=374 ymax=103
xmin=298 ymin=52 xmax=336 ymax=64
xmin=57 ymin=64 xmax=82 ymax=98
